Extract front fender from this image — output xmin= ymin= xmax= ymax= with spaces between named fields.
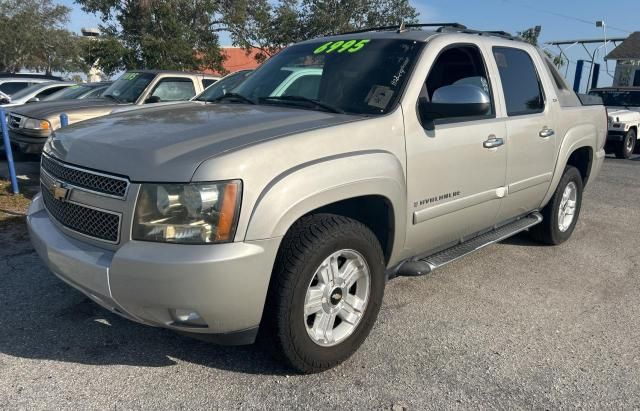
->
xmin=541 ymin=123 xmax=597 ymax=206
xmin=245 ymin=151 xmax=407 ymax=262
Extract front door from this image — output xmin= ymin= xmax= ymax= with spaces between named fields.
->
xmin=404 ymin=43 xmax=507 ymax=256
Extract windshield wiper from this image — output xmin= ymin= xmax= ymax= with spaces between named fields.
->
xmin=210 ymin=92 xmax=256 ymax=105
xmin=259 ymin=96 xmax=344 ymax=114
xmin=103 ymin=94 xmax=123 ymax=103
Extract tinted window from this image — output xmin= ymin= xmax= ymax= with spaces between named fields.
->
xmin=36 ymin=86 xmax=68 ymax=98
xmin=202 ymin=79 xmax=217 ymax=89
xmin=424 ymin=45 xmax=494 ymax=121
xmin=493 ymin=47 xmax=544 ymax=116
xmin=149 ymin=78 xmax=196 ymax=102
xmin=0 ymin=82 xmax=29 ymax=95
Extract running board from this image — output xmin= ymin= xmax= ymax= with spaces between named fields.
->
xmin=396 ymin=212 xmax=543 ymax=277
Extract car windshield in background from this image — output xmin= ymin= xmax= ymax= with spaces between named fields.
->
xmin=195 ymin=70 xmax=253 ymax=102
xmin=232 ymin=39 xmax=424 ymax=115
xmin=590 ymin=90 xmax=640 ymax=107
xmin=101 ymin=72 xmax=155 ymax=103
xmin=42 ymin=84 xmax=92 ymax=101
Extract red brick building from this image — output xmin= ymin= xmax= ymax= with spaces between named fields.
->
xmin=204 ymin=47 xmax=263 ymax=76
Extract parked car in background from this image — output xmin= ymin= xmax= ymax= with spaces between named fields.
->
xmin=0 ymin=74 xmax=59 ymax=98
xmin=7 ymin=70 xmax=219 ymax=153
xmin=28 ymin=26 xmax=606 ymax=373
xmin=0 ymin=82 xmax=75 ymax=108
xmin=589 ymin=87 xmax=640 ymax=159
xmin=42 ymin=82 xmax=112 ymax=102
xmin=194 ymin=69 xmax=253 ymax=101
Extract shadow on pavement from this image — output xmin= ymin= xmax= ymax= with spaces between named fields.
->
xmin=0 ymin=249 xmax=289 ymax=376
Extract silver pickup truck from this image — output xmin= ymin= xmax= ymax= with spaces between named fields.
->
xmin=27 ymin=24 xmax=606 ymax=373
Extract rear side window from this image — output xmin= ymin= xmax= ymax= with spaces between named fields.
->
xmin=0 ymin=82 xmax=28 ymax=95
xmin=493 ymin=47 xmax=544 ymax=116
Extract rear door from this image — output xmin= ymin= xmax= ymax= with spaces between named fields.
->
xmin=490 ymin=46 xmax=557 ymax=223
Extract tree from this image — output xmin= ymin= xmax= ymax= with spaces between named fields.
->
xmin=0 ymin=0 xmax=84 ymax=74
xmin=76 ymin=0 xmax=227 ymax=76
xmin=219 ymin=0 xmax=420 ymax=62
xmin=518 ymin=26 xmax=565 ymax=69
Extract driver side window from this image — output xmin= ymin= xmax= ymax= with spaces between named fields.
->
xmin=423 ymin=45 xmax=495 ymax=122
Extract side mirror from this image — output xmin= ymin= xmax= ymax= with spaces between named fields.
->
xmin=418 ymin=84 xmax=491 ymax=126
xmin=145 ymin=95 xmax=161 ymax=104
xmin=27 ymin=97 xmax=40 ymax=103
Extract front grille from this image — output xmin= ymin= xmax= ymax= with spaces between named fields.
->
xmin=8 ymin=114 xmax=21 ymax=129
xmin=42 ymin=186 xmax=121 ymax=243
xmin=41 ymin=154 xmax=129 ymax=198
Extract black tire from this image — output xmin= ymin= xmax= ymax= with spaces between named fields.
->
xmin=260 ymin=213 xmax=385 ymax=373
xmin=614 ymin=129 xmax=636 ymax=159
xmin=530 ymin=166 xmax=583 ymax=245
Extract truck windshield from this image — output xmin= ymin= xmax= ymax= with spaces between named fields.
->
xmin=589 ymin=90 xmax=640 ymax=107
xmin=101 ymin=72 xmax=155 ymax=103
xmin=232 ymin=39 xmax=424 ymax=115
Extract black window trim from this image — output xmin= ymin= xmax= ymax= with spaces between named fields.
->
xmin=492 ymin=45 xmax=547 ymax=118
xmin=418 ymin=42 xmax=498 ymax=129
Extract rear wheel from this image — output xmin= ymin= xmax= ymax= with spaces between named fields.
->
xmin=530 ymin=166 xmax=583 ymax=245
xmin=261 ymin=214 xmax=385 ymax=373
xmin=615 ymin=129 xmax=636 ymax=159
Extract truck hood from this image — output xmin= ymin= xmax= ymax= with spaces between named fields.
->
xmin=45 ymin=103 xmax=363 ymax=182
xmin=8 ymin=98 xmax=125 ymax=122
xmin=607 ymin=107 xmax=640 ymax=121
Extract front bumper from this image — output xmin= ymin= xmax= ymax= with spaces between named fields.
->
xmin=27 ymin=193 xmax=281 ymax=344
xmin=9 ymin=129 xmax=49 ymax=154
xmin=606 ymin=129 xmax=626 ymax=142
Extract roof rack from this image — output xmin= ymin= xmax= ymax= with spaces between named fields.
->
xmin=340 ymin=23 xmax=467 ymax=35
xmin=436 ymin=26 xmax=520 ymax=41
xmin=338 ymin=23 xmax=522 ymax=42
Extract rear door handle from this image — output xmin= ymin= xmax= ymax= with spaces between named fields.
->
xmin=483 ymin=137 xmax=504 ymax=149
xmin=539 ymin=127 xmax=555 ymax=138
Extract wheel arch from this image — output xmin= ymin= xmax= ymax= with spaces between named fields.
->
xmin=541 ymin=124 xmax=597 ymax=207
xmin=244 ymin=151 xmax=407 ymax=266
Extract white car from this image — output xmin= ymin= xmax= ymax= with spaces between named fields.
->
xmin=589 ymin=87 xmax=640 ymax=159
xmin=1 ymin=82 xmax=75 ymax=108
xmin=0 ymin=77 xmax=55 ymax=98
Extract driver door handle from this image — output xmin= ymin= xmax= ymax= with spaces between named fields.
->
xmin=483 ymin=136 xmax=504 ymax=149
xmin=539 ymin=127 xmax=555 ymax=138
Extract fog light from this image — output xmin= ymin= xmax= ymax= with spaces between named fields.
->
xmin=170 ymin=309 xmax=207 ymax=327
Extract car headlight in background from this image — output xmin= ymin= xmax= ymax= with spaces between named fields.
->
xmin=23 ymin=117 xmax=51 ymax=130
xmin=133 ymin=180 xmax=242 ymax=244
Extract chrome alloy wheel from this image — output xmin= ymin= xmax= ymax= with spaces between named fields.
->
xmin=558 ymin=181 xmax=578 ymax=232
xmin=304 ymin=249 xmax=371 ymax=347
xmin=626 ymin=134 xmax=635 ymax=154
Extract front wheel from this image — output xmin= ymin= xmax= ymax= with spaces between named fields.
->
xmin=615 ymin=129 xmax=636 ymax=159
xmin=261 ymin=214 xmax=385 ymax=373
xmin=530 ymin=166 xmax=583 ymax=245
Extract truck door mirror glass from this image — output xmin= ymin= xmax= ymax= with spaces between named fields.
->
xmin=418 ymin=84 xmax=491 ymax=124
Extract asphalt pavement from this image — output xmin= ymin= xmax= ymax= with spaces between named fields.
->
xmin=1 ymin=156 xmax=639 ymax=409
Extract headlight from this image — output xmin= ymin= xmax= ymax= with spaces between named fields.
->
xmin=132 ymin=180 xmax=242 ymax=244
xmin=23 ymin=117 xmax=51 ymax=130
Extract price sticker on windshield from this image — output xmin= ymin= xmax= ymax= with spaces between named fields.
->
xmin=121 ymin=72 xmax=139 ymax=81
xmin=313 ymin=39 xmax=370 ymax=54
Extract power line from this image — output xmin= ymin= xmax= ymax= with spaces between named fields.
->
xmin=495 ymin=0 xmax=633 ymax=34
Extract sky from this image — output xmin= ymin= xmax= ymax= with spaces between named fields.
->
xmin=60 ymin=0 xmax=639 ymax=88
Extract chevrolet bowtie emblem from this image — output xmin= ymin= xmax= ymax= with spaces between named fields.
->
xmin=52 ymin=181 xmax=71 ymax=202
